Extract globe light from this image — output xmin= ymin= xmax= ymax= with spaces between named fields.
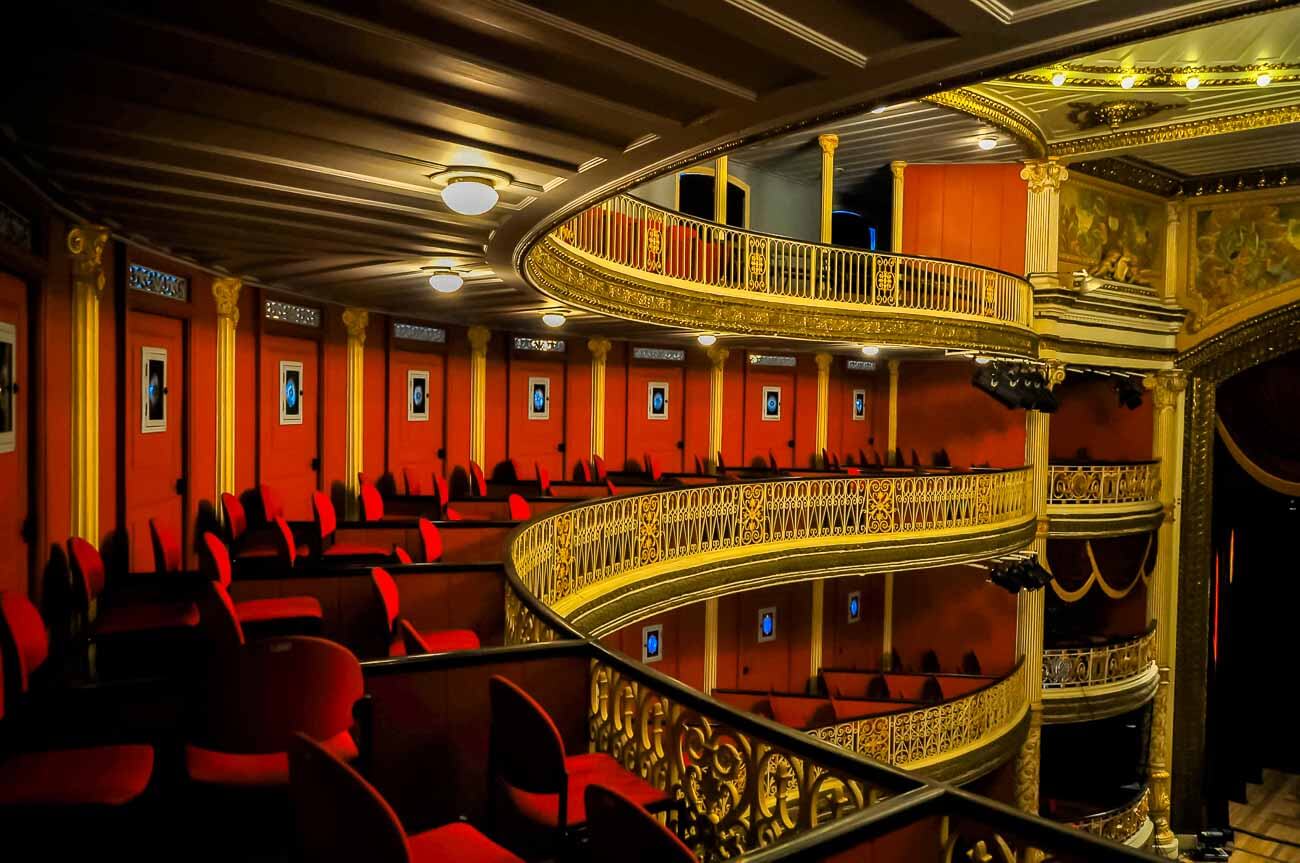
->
xmin=1185 ymin=75 xmax=1200 ymax=90
xmin=428 ymin=271 xmax=463 ymax=293
xmin=870 ymin=105 xmax=887 ymax=114
xmin=541 ymin=312 xmax=566 ymax=328
xmin=697 ymin=334 xmax=717 ymax=346
xmin=441 ymin=177 xmax=499 ymax=215
xmin=861 ymin=345 xmax=880 ymax=357
xmin=1257 ymin=72 xmax=1272 ymax=86
xmin=1050 ymin=71 xmax=1067 ymax=87
xmin=974 ymin=356 xmax=991 ymax=365
xmin=1120 ymin=75 xmax=1136 ymax=89
xmin=978 ymin=136 xmax=998 ymax=151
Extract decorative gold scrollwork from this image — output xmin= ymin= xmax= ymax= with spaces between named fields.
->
xmin=1048 ymin=463 xmax=1161 ymax=506
xmin=639 ymin=496 xmax=661 ymax=564
xmin=740 ymin=483 xmax=767 ymax=544
xmin=1042 ymin=627 xmax=1156 ymax=688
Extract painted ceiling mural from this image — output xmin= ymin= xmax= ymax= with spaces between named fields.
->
xmin=1058 ymin=179 xmax=1165 ymax=289
xmin=1189 ymin=192 xmax=1300 ymax=331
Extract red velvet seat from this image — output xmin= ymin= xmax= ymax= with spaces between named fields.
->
xmin=507 ymin=493 xmax=530 ymax=521
xmin=149 ymin=518 xmax=183 ymax=573
xmin=469 ymin=461 xmax=488 ymax=497
xmin=0 ymin=592 xmax=155 ymax=808
xmin=259 ymin=483 xmax=286 ymax=522
xmin=417 ymin=518 xmax=443 ymax=563
xmin=606 ymin=479 xmax=619 ymax=497
xmin=576 ymin=460 xmax=593 ymax=483
xmin=222 ymin=492 xmax=307 ymax=560
xmin=360 ymin=481 xmax=385 ymax=522
xmin=402 ymin=466 xmax=423 ymax=496
xmin=535 ymin=461 xmax=551 ymax=496
xmin=67 ymin=537 xmax=199 ymax=637
xmin=312 ymin=491 xmax=388 ymax=560
xmin=645 ymin=452 xmax=662 ymax=481
xmin=392 ymin=545 xmax=413 ymax=564
xmin=488 ymin=675 xmax=668 ymax=843
xmin=585 ymin=784 xmax=697 ymax=863
xmin=593 ymin=454 xmax=608 ymax=482
xmin=200 ymin=533 xmax=322 ymax=631
xmin=289 ymin=732 xmax=522 ymax=863
xmin=369 ymin=567 xmax=478 ymax=657
xmin=185 ymin=636 xmax=364 ymax=788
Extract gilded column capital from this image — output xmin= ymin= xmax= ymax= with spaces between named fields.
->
xmin=1035 ymin=517 xmax=1051 ymax=539
xmin=1044 ymin=360 xmax=1067 ymax=390
xmin=818 ymin=133 xmax=839 ymax=155
xmin=1165 ymin=199 xmax=1183 ymax=226
xmin=813 ymin=351 xmax=833 ymax=373
xmin=886 ymin=358 xmax=901 ymax=377
xmin=468 ymin=325 xmax=491 ymax=355
xmin=707 ymin=345 xmax=730 ymax=370
xmin=67 ymin=224 xmax=109 ymax=298
xmin=212 ymin=277 xmax=242 ymax=326
xmin=889 ymin=160 xmax=906 ymax=180
xmin=1020 ymin=158 xmax=1069 ymax=193
xmin=1144 ymin=369 xmax=1188 ymax=409
xmin=587 ymin=337 xmax=612 ymax=362
xmin=342 ymin=307 xmax=369 ymax=344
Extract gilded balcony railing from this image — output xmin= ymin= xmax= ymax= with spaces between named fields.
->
xmin=1046 ymin=463 xmax=1161 ymax=507
xmin=1067 ymin=787 xmax=1151 ymax=844
xmin=551 ymin=194 xmax=1032 ymax=328
xmin=1042 ymin=627 xmax=1157 ymax=689
xmin=508 ymin=470 xmax=1033 ymax=617
xmin=809 ymin=662 xmax=1026 ymax=768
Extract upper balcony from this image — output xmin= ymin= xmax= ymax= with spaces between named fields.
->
xmin=524 ymin=194 xmax=1038 ymax=358
xmin=1045 ymin=462 xmax=1163 ymax=538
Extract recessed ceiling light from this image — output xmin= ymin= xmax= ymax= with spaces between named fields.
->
xmin=1257 ymin=72 xmax=1272 ymax=86
xmin=978 ymin=136 xmax=998 ymax=151
xmin=1050 ymin=71 xmax=1066 ymax=87
xmin=1120 ymin=75 xmax=1136 ymax=89
xmin=861 ymin=345 xmax=880 ymax=357
xmin=430 ymin=167 xmax=513 ymax=216
xmin=974 ymin=356 xmax=991 ymax=365
xmin=697 ymin=334 xmax=717 ymax=346
xmin=541 ymin=311 xmax=566 ymax=328
xmin=1185 ymin=75 xmax=1200 ymax=90
xmin=427 ymin=270 xmax=463 ymax=293
xmin=870 ymin=105 xmax=887 ymax=114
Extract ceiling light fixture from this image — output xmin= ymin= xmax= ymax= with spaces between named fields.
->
xmin=1185 ymin=75 xmax=1200 ymax=90
xmin=1120 ymin=75 xmax=1136 ymax=89
xmin=1257 ymin=71 xmax=1272 ymax=86
xmin=861 ymin=345 xmax=880 ymax=357
xmin=697 ymin=334 xmax=717 ymax=346
xmin=870 ymin=105 xmax=887 ymax=114
xmin=1050 ymin=71 xmax=1066 ymax=87
xmin=427 ymin=269 xmax=464 ymax=294
xmin=974 ymin=356 xmax=991 ymax=365
xmin=978 ymin=136 xmax=998 ymax=151
xmin=429 ymin=167 xmax=513 ymax=216
xmin=541 ymin=311 xmax=567 ymax=328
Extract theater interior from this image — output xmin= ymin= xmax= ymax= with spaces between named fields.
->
xmin=2 ymin=1 xmax=1300 ymax=860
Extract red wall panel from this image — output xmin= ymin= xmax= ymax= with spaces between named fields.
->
xmin=902 ymin=164 xmax=1027 ymax=275
xmin=602 ymin=342 xmax=627 ymax=477
xmin=363 ymin=314 xmax=387 ymax=487
xmin=505 ymin=346 xmax=566 ymax=481
xmin=683 ymin=353 xmax=712 ymax=469
xmin=234 ymin=287 xmax=258 ymax=497
xmin=444 ymin=327 xmax=471 ymax=481
xmin=564 ymin=341 xmax=591 ymax=478
xmin=482 ymin=336 xmax=508 ymax=474
xmin=0 ymin=272 xmax=29 ymax=595
xmin=625 ymin=353 xmax=687 ymax=474
xmin=98 ymin=241 xmax=117 ymax=551
xmin=742 ymin=359 xmax=797 ymax=469
xmin=716 ymin=582 xmax=814 ymax=694
xmin=895 ymin=361 xmax=1026 ymax=467
xmin=320 ymin=309 xmax=347 ymax=510
xmin=792 ymin=357 xmax=819 ymax=468
xmin=822 ymin=575 xmax=886 ymax=670
xmin=891 ymin=565 xmax=1017 ymax=675
xmin=601 ymin=602 xmax=707 ymax=691
xmin=386 ymin=341 xmax=447 ymax=492
xmin=1050 ymin=376 xmax=1153 ymax=462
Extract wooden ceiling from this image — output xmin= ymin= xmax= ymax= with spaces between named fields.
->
xmin=0 ymin=0 xmax=1270 ymax=339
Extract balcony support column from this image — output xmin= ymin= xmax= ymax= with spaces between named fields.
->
xmin=213 ymin=278 xmax=242 ymax=511
xmin=468 ymin=326 xmax=490 ymax=468
xmin=68 ymin=225 xmax=109 ymax=544
xmin=808 ymin=580 xmax=824 ymax=694
xmin=881 ymin=571 xmax=894 ymax=669
xmin=342 ymin=308 xmax=368 ymax=520
xmin=707 ymin=346 xmax=729 ymax=472
xmin=1145 ymin=369 xmax=1188 ymax=857
xmin=814 ymin=352 xmax=832 ymax=467
xmin=890 ymin=161 xmax=905 ymax=252
xmin=588 ymin=338 xmax=612 ymax=462
xmin=703 ymin=597 xmax=718 ymax=694
xmin=886 ymin=359 xmax=900 ymax=465
xmin=818 ymin=135 xmax=838 ymax=244
xmin=714 ymin=156 xmax=729 ymax=226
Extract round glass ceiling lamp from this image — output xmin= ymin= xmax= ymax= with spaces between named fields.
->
xmin=441 ymin=177 xmax=499 ymax=215
xmin=697 ymin=334 xmax=717 ymax=346
xmin=541 ymin=312 xmax=566 ymax=328
xmin=428 ymin=270 xmax=464 ymax=293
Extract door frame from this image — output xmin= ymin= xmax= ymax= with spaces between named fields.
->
xmin=386 ymin=322 xmax=451 ymax=484
xmin=254 ymin=289 xmax=326 ymax=501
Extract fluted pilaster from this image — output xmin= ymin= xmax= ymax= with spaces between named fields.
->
xmin=68 ymin=225 xmax=109 ymax=543
xmin=342 ymin=307 xmax=368 ymax=519
xmin=588 ymin=338 xmax=612 ymax=461
xmin=468 ymin=326 xmax=490 ymax=468
xmin=213 ymin=277 xmax=242 ymax=507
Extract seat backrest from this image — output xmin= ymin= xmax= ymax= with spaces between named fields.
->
xmin=397 ymin=619 xmax=429 ymax=656
xmin=920 ymin=675 xmax=944 ymax=703
xmin=150 ymin=519 xmax=183 ymax=573
xmin=260 ymin=484 xmax=285 ymax=522
xmin=605 ymin=479 xmax=618 ymax=497
xmin=369 ymin=567 xmax=400 ymax=636
xmin=193 ymin=637 xmax=363 ymax=755
xmin=646 ymin=453 xmax=662 ymax=481
xmin=432 ymin=474 xmax=450 ymax=508
xmin=312 ymin=491 xmax=338 ymax=542
xmin=507 ymin=494 xmax=531 ymax=521
xmin=289 ymin=732 xmax=411 ymax=863
xmin=469 ymin=461 xmax=487 ymax=497
xmin=0 ymin=591 xmax=49 ymax=694
xmin=221 ymin=493 xmax=248 ymax=542
xmin=961 ymin=650 xmax=982 ymax=676
xmin=585 ymin=785 xmax=697 ymax=863
xmin=392 ymin=546 xmax=412 ymax=565
xmin=67 ymin=537 xmax=107 ymax=606
xmin=768 ymin=449 xmax=778 ymax=470
xmin=716 ymin=450 xmax=725 ymax=471
xmin=488 ymin=674 xmax=569 ymax=795
xmin=200 ymin=581 xmax=247 ymax=653
xmin=920 ymin=649 xmax=941 ymax=674
xmin=417 ymin=518 xmax=443 ymax=563
xmin=359 ymin=483 xmax=384 ymax=522
xmin=576 ymin=460 xmax=592 ymax=483
xmin=402 ymin=467 xmax=422 ymax=496
xmin=536 ymin=462 xmax=551 ymax=495
xmin=272 ymin=516 xmax=298 ymax=566
xmin=200 ymin=532 xmax=234 ymax=590
xmin=694 ymin=455 xmax=703 ymax=474
xmin=593 ymin=454 xmax=608 ymax=481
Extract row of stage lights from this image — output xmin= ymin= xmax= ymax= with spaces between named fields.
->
xmin=985 ymin=554 xmax=1053 ymax=595
xmin=1048 ymin=69 xmax=1275 ymax=89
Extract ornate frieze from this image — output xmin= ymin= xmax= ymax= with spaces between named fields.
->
xmin=513 ymin=337 xmax=565 ymax=353
xmin=392 ymin=322 xmax=446 ymax=343
xmin=264 ymin=299 xmax=321 ymax=328
xmin=127 ymin=263 xmax=189 ymax=301
xmin=631 ymin=346 xmax=684 ymax=362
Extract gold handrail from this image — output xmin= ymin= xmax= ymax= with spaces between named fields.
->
xmin=1046 ymin=463 xmax=1161 ymax=506
xmin=809 ymin=663 xmax=1027 ymax=768
xmin=1067 ymin=787 xmax=1151 ymax=843
xmin=551 ymin=193 xmax=1033 ymax=328
xmin=1042 ymin=627 xmax=1157 ymax=689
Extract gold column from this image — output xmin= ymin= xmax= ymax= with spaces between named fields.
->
xmin=714 ymin=156 xmax=729 ymax=225
xmin=707 ymin=346 xmax=729 ymax=471
xmin=588 ymin=338 xmax=612 ymax=462
xmin=814 ymin=352 xmax=832 ymax=467
xmin=1020 ymin=158 xmax=1069 ymax=277
xmin=881 ymin=571 xmax=894 ymax=669
xmin=703 ymin=597 xmax=719 ymax=695
xmin=68 ymin=225 xmax=109 ymax=543
xmin=1163 ymin=201 xmax=1185 ymax=304
xmin=213 ymin=278 xmax=242 ymax=509
xmin=886 ymin=359 xmax=900 ymax=465
xmin=342 ymin=308 xmax=368 ymax=520
xmin=889 ymin=161 xmax=906 ymax=253
xmin=1145 ymin=369 xmax=1188 ymax=857
xmin=468 ymin=326 xmax=490 ymax=468
xmin=818 ymin=134 xmax=839 ymax=244
xmin=809 ymin=579 xmax=824 ymax=694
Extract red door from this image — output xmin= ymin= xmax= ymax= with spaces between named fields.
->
xmin=260 ymin=335 xmax=319 ymax=520
xmin=745 ymin=364 xmax=797 ymax=469
xmin=626 ymin=361 xmax=686 ymax=474
xmin=508 ymin=354 xmax=566 ymax=480
xmin=0 ymin=274 xmax=28 ymax=594
xmin=125 ymin=312 xmax=185 ymax=572
xmin=388 ymin=349 xmax=446 ymax=491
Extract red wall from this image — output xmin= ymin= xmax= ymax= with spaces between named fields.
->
xmin=822 ymin=574 xmax=886 ymax=670
xmin=902 ymin=164 xmax=1027 ymax=275
xmin=1050 ymin=376 xmax=1153 ymax=462
xmin=891 ymin=565 xmax=1017 ymax=675
xmin=716 ymin=582 xmax=815 ymax=694
xmin=600 ymin=602 xmax=707 ymax=691
xmin=896 ymin=360 xmax=1026 ymax=467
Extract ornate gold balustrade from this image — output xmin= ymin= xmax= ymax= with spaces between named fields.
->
xmin=1042 ymin=628 xmax=1156 ymax=690
xmin=525 ymin=193 xmax=1037 ymax=356
xmin=810 ymin=662 xmax=1028 ymax=783
xmin=1066 ymin=787 xmax=1151 ymax=846
xmin=506 ymin=470 xmax=1035 ymax=638
xmin=1045 ymin=462 xmax=1163 ymax=537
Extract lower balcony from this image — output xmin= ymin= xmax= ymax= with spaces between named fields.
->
xmin=1059 ymin=786 xmax=1153 ymax=848
xmin=1042 ymin=627 xmax=1158 ymax=724
xmin=1046 ymin=462 xmax=1163 ymax=537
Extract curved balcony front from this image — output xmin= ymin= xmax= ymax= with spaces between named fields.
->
xmin=1061 ymin=786 xmax=1153 ymax=848
xmin=1046 ymin=462 xmax=1163 ymax=538
xmin=524 ymin=194 xmax=1037 ymax=357
xmin=1042 ymin=627 xmax=1158 ymax=724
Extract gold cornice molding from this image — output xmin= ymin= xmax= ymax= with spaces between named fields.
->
xmin=1007 ymin=62 xmax=1300 ymax=90
xmin=526 ymin=238 xmax=1039 ymax=358
xmin=1050 ymin=104 xmax=1300 ymax=158
xmin=924 ymin=88 xmax=1048 ymax=158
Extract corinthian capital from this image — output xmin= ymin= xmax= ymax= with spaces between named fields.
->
xmin=814 ymin=352 xmax=833 ymax=373
xmin=212 ymin=277 xmax=242 ymax=325
xmin=818 ymin=133 xmax=839 ymax=156
xmin=468 ymin=325 xmax=491 ymax=355
xmin=587 ymin=337 xmax=612 ymax=362
xmin=1145 ymin=369 xmax=1188 ymax=409
xmin=1020 ymin=158 xmax=1069 ymax=193
xmin=342 ymin=307 xmax=369 ymax=343
xmin=706 ymin=345 xmax=730 ymax=370
xmin=67 ymin=225 xmax=109 ymax=298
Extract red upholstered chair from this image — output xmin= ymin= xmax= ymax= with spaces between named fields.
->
xmin=289 ymin=732 xmax=522 ymax=863
xmin=149 ymin=519 xmax=183 ymax=573
xmin=360 ymin=482 xmax=385 ymax=522
xmin=368 ymin=568 xmax=478 ymax=657
xmin=605 ymin=479 xmax=618 ymax=497
xmin=607 ymin=211 xmax=642 ymax=266
xmin=198 ymin=581 xmax=247 ymax=655
xmin=507 ymin=494 xmax=531 ymax=521
xmin=259 ymin=484 xmax=286 ymax=522
xmin=199 ymin=533 xmax=322 ymax=633
xmin=185 ymin=636 xmax=364 ymax=788
xmin=645 ymin=453 xmax=662 ymax=481
xmin=271 ymin=516 xmax=300 ymax=567
xmin=535 ymin=462 xmax=552 ymax=496
xmin=488 ymin=675 xmax=669 ymax=846
xmin=469 ymin=461 xmax=488 ymax=497
xmin=67 ymin=537 xmax=199 ymax=638
xmin=222 ymin=492 xmax=299 ymax=560
xmin=585 ymin=785 xmax=697 ymax=863
xmin=311 ymin=491 xmax=388 ymax=560
xmin=593 ymin=455 xmax=608 ymax=482
xmin=694 ymin=455 xmax=704 ymax=474
xmin=402 ymin=467 xmax=423 ymax=496
xmin=576 ymin=460 xmax=593 ymax=483
xmin=0 ymin=593 xmax=156 ymax=810
xmin=768 ymin=449 xmax=779 ymax=471
xmin=444 ymin=507 xmax=465 ymax=521
xmin=417 ymin=518 xmax=444 ymax=564
xmin=392 ymin=546 xmax=413 ymax=565
xmin=432 ymin=474 xmax=450 ymax=508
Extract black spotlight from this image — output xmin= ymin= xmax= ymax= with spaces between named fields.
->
xmin=1023 ymin=558 xmax=1054 ymax=589
xmin=1116 ymin=377 xmax=1144 ymax=410
xmin=988 ymin=566 xmax=1020 ymax=594
xmin=972 ymin=363 xmax=1018 ymax=409
xmin=1188 ymin=829 xmax=1232 ymax=862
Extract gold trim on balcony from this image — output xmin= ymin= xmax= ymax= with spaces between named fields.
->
xmin=1066 ymin=787 xmax=1152 ymax=846
xmin=526 ymin=195 xmax=1037 ymax=357
xmin=1046 ymin=462 xmax=1163 ymax=537
xmin=1042 ymin=628 xmax=1158 ymax=724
